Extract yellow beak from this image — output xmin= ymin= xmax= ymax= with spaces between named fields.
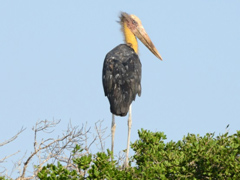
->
xmin=133 ymin=26 xmax=163 ymax=60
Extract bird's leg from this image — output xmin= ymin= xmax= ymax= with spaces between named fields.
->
xmin=111 ymin=113 xmax=116 ymax=161
xmin=125 ymin=104 xmax=132 ymax=167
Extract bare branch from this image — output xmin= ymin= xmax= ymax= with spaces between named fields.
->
xmin=15 ymin=119 xmax=92 ymax=180
xmin=1 ymin=119 xmax=108 ymax=180
xmin=0 ymin=151 xmax=20 ymax=163
xmin=94 ymin=120 xmax=110 ymax=152
xmin=0 ymin=127 xmax=25 ymax=147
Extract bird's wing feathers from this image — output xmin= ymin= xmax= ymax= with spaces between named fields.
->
xmin=102 ymin=44 xmax=141 ymax=116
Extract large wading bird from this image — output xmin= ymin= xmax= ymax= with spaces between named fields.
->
xmin=102 ymin=12 xmax=162 ymax=166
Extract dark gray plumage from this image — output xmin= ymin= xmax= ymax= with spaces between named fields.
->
xmin=102 ymin=44 xmax=142 ymax=116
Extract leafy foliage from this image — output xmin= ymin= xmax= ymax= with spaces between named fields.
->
xmin=0 ymin=177 xmax=8 ymax=180
xmin=132 ymin=129 xmax=240 ymax=179
xmin=37 ymin=162 xmax=80 ymax=180
xmin=38 ymin=129 xmax=240 ymax=179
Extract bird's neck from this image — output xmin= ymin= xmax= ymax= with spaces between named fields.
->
xmin=122 ymin=21 xmax=138 ymax=54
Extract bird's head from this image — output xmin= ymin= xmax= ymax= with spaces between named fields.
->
xmin=120 ymin=12 xmax=162 ymax=60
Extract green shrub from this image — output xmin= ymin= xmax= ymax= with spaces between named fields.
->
xmin=38 ymin=129 xmax=240 ymax=179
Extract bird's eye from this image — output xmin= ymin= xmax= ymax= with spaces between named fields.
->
xmin=132 ymin=20 xmax=136 ymax=24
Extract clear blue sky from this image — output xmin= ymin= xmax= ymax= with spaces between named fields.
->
xmin=0 ymin=1 xmax=240 ymax=177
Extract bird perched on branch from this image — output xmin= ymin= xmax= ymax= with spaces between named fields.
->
xmin=102 ymin=12 xmax=162 ymax=167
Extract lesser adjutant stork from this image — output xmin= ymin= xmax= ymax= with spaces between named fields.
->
xmin=102 ymin=12 xmax=162 ymax=166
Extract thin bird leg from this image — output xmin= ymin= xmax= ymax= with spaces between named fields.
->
xmin=125 ymin=104 xmax=132 ymax=167
xmin=111 ymin=113 xmax=116 ymax=161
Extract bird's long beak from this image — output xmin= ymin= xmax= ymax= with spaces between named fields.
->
xmin=133 ymin=26 xmax=163 ymax=60
xmin=121 ymin=12 xmax=163 ymax=60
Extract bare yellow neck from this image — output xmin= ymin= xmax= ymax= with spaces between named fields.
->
xmin=122 ymin=21 xmax=138 ymax=54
